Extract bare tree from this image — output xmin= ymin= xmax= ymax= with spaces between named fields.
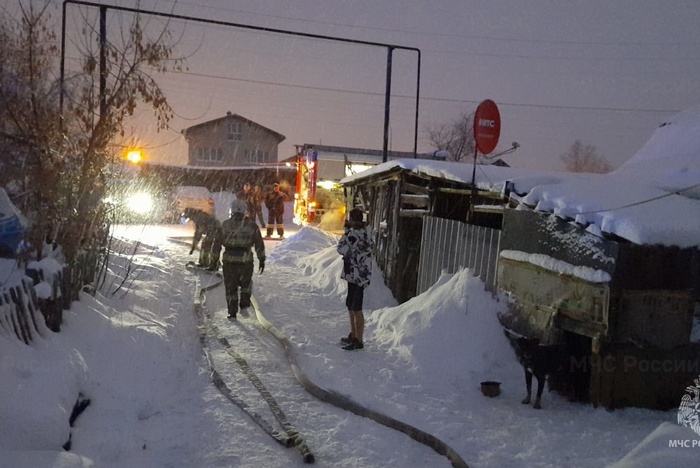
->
xmin=560 ymin=140 xmax=612 ymax=173
xmin=424 ymin=110 xmax=476 ymax=163
xmin=0 ymin=1 xmax=65 ymax=252
xmin=0 ymin=1 xmax=185 ymax=259
xmin=61 ymin=8 xmax=185 ymax=257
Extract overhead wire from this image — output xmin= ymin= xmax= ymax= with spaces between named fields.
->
xmin=53 ymin=2 xmax=691 ymax=158
xmin=149 ymin=66 xmax=681 ymax=115
xmin=572 ymin=181 xmax=700 ymax=215
xmin=150 ymin=0 xmax=700 ymax=48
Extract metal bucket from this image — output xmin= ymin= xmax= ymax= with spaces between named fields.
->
xmin=480 ymin=381 xmax=501 ymax=397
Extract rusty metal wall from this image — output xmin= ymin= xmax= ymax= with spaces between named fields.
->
xmin=417 ymin=216 xmax=501 ymax=295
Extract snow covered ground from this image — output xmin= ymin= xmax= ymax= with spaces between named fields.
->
xmin=1 ymin=194 xmax=697 ymax=467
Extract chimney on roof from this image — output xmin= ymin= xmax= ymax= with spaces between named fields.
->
xmin=226 ymin=111 xmax=232 ymax=116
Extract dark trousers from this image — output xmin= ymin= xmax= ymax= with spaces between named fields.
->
xmin=253 ymin=208 xmax=265 ymax=227
xmin=222 ymin=262 xmax=254 ymax=315
xmin=266 ymin=211 xmax=284 ymax=237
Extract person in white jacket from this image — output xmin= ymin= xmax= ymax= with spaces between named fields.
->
xmin=336 ymin=207 xmax=374 ymax=350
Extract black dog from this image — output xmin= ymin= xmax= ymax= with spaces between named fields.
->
xmin=504 ymin=329 xmax=567 ymax=409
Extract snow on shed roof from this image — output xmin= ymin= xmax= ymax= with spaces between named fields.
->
xmin=340 ymin=106 xmax=700 ymax=248
xmin=340 ymin=158 xmax=546 ymax=192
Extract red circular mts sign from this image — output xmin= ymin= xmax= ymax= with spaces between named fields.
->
xmin=473 ymin=99 xmax=501 ymax=155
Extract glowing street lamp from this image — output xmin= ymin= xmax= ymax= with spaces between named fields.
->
xmin=125 ymin=149 xmax=143 ymax=164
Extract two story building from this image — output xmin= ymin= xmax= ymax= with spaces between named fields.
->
xmin=182 ymin=112 xmax=286 ymax=167
xmin=138 ymin=113 xmax=292 ymax=193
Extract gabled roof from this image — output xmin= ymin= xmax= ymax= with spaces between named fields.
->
xmin=182 ymin=112 xmax=286 ymax=143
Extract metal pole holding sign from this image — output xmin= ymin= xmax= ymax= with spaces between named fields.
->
xmin=470 ymin=99 xmax=501 ymax=221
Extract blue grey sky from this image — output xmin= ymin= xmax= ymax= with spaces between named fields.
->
xmin=59 ymin=0 xmax=700 ymax=170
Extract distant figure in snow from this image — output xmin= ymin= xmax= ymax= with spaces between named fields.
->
xmin=250 ymin=184 xmax=266 ymax=228
xmin=264 ymin=183 xmax=288 ymax=238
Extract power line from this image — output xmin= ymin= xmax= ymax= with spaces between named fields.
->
xmin=422 ymin=47 xmax=700 ymax=63
xmin=574 ymin=182 xmax=700 ymax=215
xmin=421 ymin=96 xmax=679 ymax=114
xmin=158 ymin=0 xmax=700 ymax=48
xmin=507 ymin=181 xmax=700 ymax=245
xmin=164 ymin=67 xmax=680 ymax=115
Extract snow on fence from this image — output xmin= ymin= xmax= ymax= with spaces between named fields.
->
xmin=0 ymin=277 xmax=48 ymax=344
xmin=0 ymin=250 xmax=98 ymax=345
xmin=417 ymin=216 xmax=501 ymax=295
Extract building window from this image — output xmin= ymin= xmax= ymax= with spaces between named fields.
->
xmin=196 ymin=147 xmax=223 ymax=162
xmin=244 ymin=149 xmax=268 ymax=164
xmin=227 ymin=122 xmax=242 ymax=142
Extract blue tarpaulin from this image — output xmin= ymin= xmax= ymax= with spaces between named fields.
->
xmin=0 ymin=188 xmax=28 ymax=256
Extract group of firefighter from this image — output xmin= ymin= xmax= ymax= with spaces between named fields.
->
xmin=185 ymin=182 xmax=288 ymax=319
xmin=185 ymin=182 xmax=373 ymax=352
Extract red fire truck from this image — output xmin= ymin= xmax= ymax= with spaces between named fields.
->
xmin=293 ymin=148 xmax=319 ymax=225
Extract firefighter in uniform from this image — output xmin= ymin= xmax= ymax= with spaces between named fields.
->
xmin=184 ymin=207 xmax=222 ymax=271
xmin=216 ymin=199 xmax=265 ymax=319
xmin=265 ymin=183 xmax=288 ymax=238
xmin=251 ymin=184 xmax=266 ymax=228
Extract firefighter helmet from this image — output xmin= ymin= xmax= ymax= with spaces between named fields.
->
xmin=229 ymin=199 xmax=247 ymax=216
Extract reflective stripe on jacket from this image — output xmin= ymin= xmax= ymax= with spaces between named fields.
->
xmin=218 ymin=215 xmax=265 ymax=264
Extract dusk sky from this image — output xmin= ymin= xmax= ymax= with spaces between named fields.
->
xmin=55 ymin=0 xmax=700 ymax=170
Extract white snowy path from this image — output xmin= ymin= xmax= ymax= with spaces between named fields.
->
xmin=199 ymin=269 xmax=449 ymax=467
xmin=0 ymin=220 xmax=688 ymax=467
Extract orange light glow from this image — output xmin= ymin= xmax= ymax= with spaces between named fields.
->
xmin=125 ymin=149 xmax=143 ymax=164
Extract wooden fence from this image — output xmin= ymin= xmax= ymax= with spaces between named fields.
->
xmin=0 ymin=249 xmax=100 ymax=345
xmin=0 ymin=277 xmax=47 ymax=344
xmin=417 ymin=216 xmax=501 ymax=295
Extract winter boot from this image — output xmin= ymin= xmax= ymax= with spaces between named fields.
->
xmin=340 ymin=333 xmax=354 ymax=344
xmin=342 ymin=339 xmax=364 ymax=351
xmin=227 ymin=301 xmax=237 ymax=320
